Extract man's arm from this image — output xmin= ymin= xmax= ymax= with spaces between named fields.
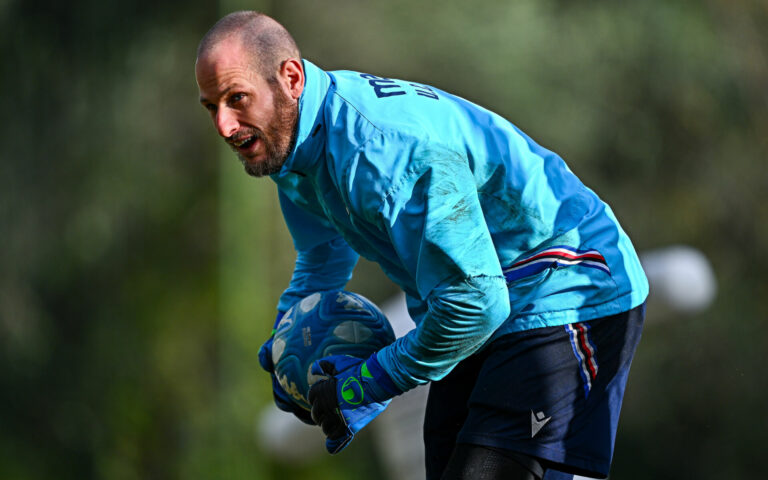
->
xmin=258 ymin=190 xmax=358 ymax=423
xmin=368 ymin=142 xmax=511 ymax=392
xmin=276 ymin=190 xmax=359 ymax=311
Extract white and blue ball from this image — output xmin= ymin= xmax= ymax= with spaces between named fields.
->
xmin=272 ymin=290 xmax=396 ymax=411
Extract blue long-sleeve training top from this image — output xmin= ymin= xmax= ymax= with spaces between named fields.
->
xmin=270 ymin=60 xmax=649 ymax=392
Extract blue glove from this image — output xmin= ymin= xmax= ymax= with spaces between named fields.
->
xmin=307 ymin=353 xmax=402 ymax=454
xmin=258 ymin=312 xmax=315 ymax=425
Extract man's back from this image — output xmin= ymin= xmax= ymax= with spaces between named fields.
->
xmin=276 ymin=61 xmax=648 ymax=335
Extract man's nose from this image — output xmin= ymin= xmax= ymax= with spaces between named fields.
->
xmin=215 ymin=108 xmax=239 ymax=138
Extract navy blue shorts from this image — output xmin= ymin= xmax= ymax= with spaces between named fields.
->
xmin=424 ymin=304 xmax=645 ymax=479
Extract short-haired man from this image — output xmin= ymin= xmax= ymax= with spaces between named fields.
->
xmin=196 ymin=11 xmax=648 ymax=480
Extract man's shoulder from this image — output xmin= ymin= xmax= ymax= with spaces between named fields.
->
xmin=324 ymin=69 xmax=451 ymax=136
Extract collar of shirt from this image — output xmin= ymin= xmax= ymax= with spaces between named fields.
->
xmin=273 ymin=59 xmax=331 ymax=178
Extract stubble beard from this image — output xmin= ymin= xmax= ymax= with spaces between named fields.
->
xmin=238 ymin=84 xmax=299 ymax=178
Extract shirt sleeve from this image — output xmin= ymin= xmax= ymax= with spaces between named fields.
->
xmin=276 ymin=190 xmax=359 ymax=312
xmin=354 ymin=139 xmax=511 ymax=392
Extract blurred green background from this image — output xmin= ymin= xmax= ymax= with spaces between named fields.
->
xmin=1 ymin=0 xmax=766 ymax=478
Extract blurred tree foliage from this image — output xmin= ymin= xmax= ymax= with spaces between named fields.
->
xmin=0 ymin=1 xmax=221 ymax=478
xmin=1 ymin=0 xmax=766 ymax=479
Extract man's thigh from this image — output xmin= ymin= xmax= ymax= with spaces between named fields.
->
xmin=459 ymin=304 xmax=645 ymax=478
xmin=424 ymin=304 xmax=645 ymax=479
xmin=423 ymin=351 xmax=484 ymax=480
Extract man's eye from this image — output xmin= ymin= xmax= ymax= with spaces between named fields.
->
xmin=229 ymin=93 xmax=245 ymax=104
xmin=205 ymin=104 xmax=217 ymax=113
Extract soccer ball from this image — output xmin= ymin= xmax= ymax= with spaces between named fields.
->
xmin=272 ymin=290 xmax=396 ymax=411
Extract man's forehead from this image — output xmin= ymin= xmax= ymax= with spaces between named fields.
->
xmin=197 ymin=38 xmax=246 ymax=72
xmin=196 ymin=46 xmax=259 ymax=93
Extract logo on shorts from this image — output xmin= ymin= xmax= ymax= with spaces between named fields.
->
xmin=531 ymin=410 xmax=551 ymax=438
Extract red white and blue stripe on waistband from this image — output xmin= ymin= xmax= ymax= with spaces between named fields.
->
xmin=566 ymin=321 xmax=598 ymax=397
xmin=502 ymin=246 xmax=610 ymax=283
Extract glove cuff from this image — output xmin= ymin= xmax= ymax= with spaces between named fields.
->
xmin=364 ymin=353 xmax=404 ymax=399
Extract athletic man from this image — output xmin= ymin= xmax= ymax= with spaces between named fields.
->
xmin=195 ymin=11 xmax=648 ymax=480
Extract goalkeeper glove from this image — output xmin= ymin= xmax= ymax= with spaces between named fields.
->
xmin=257 ymin=311 xmax=315 ymax=425
xmin=307 ymin=353 xmax=402 ymax=454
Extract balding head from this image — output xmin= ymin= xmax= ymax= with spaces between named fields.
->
xmin=197 ymin=11 xmax=300 ymax=81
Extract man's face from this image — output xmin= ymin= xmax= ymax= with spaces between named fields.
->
xmin=196 ymin=39 xmax=298 ymax=177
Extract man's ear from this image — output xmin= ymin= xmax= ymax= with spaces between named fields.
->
xmin=280 ymin=58 xmax=304 ymax=100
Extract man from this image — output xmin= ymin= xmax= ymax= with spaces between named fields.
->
xmin=196 ymin=11 xmax=648 ymax=480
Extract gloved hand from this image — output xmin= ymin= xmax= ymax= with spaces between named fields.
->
xmin=258 ymin=311 xmax=315 ymax=425
xmin=307 ymin=353 xmax=402 ymax=454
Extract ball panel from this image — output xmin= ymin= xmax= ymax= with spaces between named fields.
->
xmin=306 ymin=367 xmax=326 ymax=392
xmin=297 ymin=292 xmax=322 ymax=313
xmin=275 ymin=355 xmax=311 ymax=410
xmin=334 ymin=292 xmax=368 ymax=312
xmin=272 ymin=337 xmax=287 ymax=365
xmin=274 ymin=308 xmax=295 ymax=337
xmin=333 ymin=320 xmax=373 ymax=344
